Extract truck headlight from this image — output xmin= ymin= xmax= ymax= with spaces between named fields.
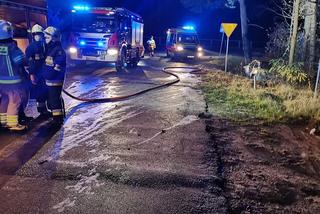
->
xmin=69 ymin=47 xmax=77 ymax=54
xmin=176 ymin=45 xmax=184 ymax=51
xmin=197 ymin=46 xmax=203 ymax=52
xmin=107 ymin=49 xmax=118 ymax=56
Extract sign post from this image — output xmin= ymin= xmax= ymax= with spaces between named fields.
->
xmin=221 ymin=23 xmax=238 ymax=72
xmin=219 ymin=26 xmax=224 ymax=56
xmin=314 ymin=59 xmax=320 ymax=98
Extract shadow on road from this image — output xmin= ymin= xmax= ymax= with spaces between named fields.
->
xmin=0 ymin=121 xmax=62 ymax=188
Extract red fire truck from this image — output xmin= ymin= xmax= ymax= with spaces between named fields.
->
xmin=68 ymin=6 xmax=144 ymax=71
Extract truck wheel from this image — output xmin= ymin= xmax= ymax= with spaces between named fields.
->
xmin=128 ymin=50 xmax=140 ymax=68
xmin=116 ymin=49 xmax=126 ymax=72
xmin=173 ymin=55 xmax=181 ymax=62
xmin=171 ymin=53 xmax=177 ymax=61
xmin=166 ymin=50 xmax=170 ymax=58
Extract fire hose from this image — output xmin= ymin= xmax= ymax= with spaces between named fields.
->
xmin=62 ymin=66 xmax=202 ymax=103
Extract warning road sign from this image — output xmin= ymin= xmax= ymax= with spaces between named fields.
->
xmin=221 ymin=23 xmax=238 ymax=37
xmin=221 ymin=23 xmax=238 ymax=72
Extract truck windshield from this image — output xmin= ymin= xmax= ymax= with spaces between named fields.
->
xmin=72 ymin=14 xmax=116 ymax=33
xmin=177 ymin=34 xmax=199 ymax=44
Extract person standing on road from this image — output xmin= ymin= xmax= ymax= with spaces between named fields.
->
xmin=43 ymin=26 xmax=66 ymax=127
xmin=0 ymin=20 xmax=28 ymax=131
xmin=25 ymin=24 xmax=50 ymax=119
xmin=16 ymin=38 xmax=33 ymax=126
xmin=147 ymin=36 xmax=156 ymax=57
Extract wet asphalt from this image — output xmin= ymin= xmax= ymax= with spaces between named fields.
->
xmin=0 ymin=55 xmax=227 ymax=213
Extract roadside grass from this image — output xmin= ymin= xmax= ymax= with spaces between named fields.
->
xmin=209 ymin=56 xmax=245 ymax=74
xmin=202 ymin=70 xmax=320 ymax=123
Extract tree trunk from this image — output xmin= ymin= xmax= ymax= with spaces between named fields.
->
xmin=288 ymin=0 xmax=301 ymax=65
xmin=303 ymin=0 xmax=318 ymax=80
xmin=239 ymin=0 xmax=250 ymax=64
xmin=303 ymin=2 xmax=311 ymax=61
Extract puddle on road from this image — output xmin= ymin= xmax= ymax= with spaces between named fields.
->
xmin=65 ymin=172 xmax=103 ymax=195
xmin=45 ymin=104 xmax=143 ymax=159
xmin=25 ymin=59 xmax=206 ymax=167
xmin=40 ymin=61 xmax=208 ymax=213
xmin=52 ymin=197 xmax=76 ymax=213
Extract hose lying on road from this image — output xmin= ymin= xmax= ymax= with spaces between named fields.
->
xmin=62 ymin=66 xmax=202 ymax=103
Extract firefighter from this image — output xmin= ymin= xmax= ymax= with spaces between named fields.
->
xmin=25 ymin=24 xmax=50 ymax=118
xmin=43 ymin=26 xmax=66 ymax=127
xmin=0 ymin=20 xmax=28 ymax=131
xmin=147 ymin=36 xmax=156 ymax=57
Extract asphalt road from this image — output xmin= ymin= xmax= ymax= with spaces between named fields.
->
xmin=0 ymin=56 xmax=227 ymax=214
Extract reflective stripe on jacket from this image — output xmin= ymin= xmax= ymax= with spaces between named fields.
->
xmin=45 ymin=79 xmax=63 ymax=87
xmin=43 ymin=41 xmax=66 ymax=82
xmin=0 ymin=42 xmax=26 ymax=84
xmin=147 ymin=40 xmax=156 ymax=49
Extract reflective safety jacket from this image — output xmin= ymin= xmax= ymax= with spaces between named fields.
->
xmin=147 ymin=39 xmax=156 ymax=49
xmin=0 ymin=42 xmax=26 ymax=84
xmin=25 ymin=41 xmax=46 ymax=75
xmin=43 ymin=41 xmax=66 ymax=86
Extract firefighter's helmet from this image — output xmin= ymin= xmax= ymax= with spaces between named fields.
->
xmin=31 ymin=24 xmax=44 ymax=34
xmin=0 ymin=20 xmax=13 ymax=40
xmin=44 ymin=26 xmax=61 ymax=42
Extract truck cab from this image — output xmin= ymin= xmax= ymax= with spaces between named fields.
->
xmin=68 ymin=6 xmax=144 ymax=71
xmin=166 ymin=26 xmax=203 ymax=60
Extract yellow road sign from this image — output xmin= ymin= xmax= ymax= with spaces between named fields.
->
xmin=222 ymin=23 xmax=238 ymax=37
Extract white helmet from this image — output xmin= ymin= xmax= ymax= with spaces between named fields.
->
xmin=31 ymin=24 xmax=44 ymax=34
xmin=44 ymin=26 xmax=61 ymax=43
xmin=0 ymin=20 xmax=13 ymax=40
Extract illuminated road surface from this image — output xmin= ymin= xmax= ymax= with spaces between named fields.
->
xmin=0 ymin=56 xmax=227 ymax=213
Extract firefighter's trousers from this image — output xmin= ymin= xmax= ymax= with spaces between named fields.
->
xmin=33 ymin=77 xmax=48 ymax=114
xmin=0 ymin=84 xmax=28 ymax=127
xmin=46 ymin=83 xmax=64 ymax=123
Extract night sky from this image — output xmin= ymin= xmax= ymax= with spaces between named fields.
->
xmin=51 ymin=0 xmax=274 ymax=42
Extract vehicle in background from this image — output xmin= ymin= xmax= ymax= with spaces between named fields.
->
xmin=166 ymin=26 xmax=203 ymax=60
xmin=68 ymin=6 xmax=144 ymax=71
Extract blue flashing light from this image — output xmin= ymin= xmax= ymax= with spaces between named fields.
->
xmin=80 ymin=40 xmax=86 ymax=46
xmin=97 ymin=42 xmax=104 ymax=47
xmin=182 ymin=26 xmax=195 ymax=31
xmin=73 ymin=5 xmax=90 ymax=11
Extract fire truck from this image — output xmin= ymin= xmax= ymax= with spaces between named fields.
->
xmin=166 ymin=26 xmax=203 ymax=60
xmin=68 ymin=6 xmax=144 ymax=71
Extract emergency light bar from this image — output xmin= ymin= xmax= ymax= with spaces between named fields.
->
xmin=182 ymin=26 xmax=195 ymax=31
xmin=73 ymin=5 xmax=90 ymax=11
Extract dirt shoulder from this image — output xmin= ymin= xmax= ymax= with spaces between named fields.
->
xmin=201 ymin=65 xmax=320 ymax=213
xmin=205 ymin=117 xmax=320 ymax=213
